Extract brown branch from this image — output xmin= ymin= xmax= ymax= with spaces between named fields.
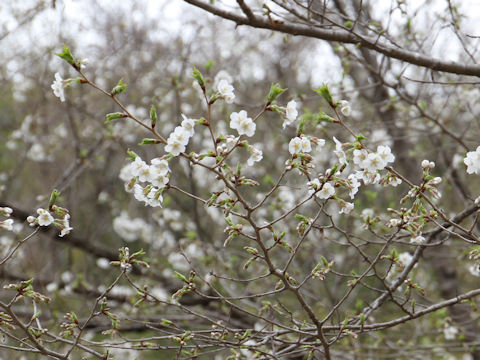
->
xmin=183 ymin=0 xmax=480 ymax=77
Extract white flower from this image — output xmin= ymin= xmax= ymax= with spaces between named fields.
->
xmin=339 ymin=201 xmax=354 ymax=214
xmin=317 ymin=182 xmax=335 ymax=199
xmin=51 ymin=72 xmax=65 ymax=102
xmin=27 ymin=216 xmax=36 ymax=226
xmin=386 ymin=175 xmax=402 ymax=187
xmin=289 ymin=137 xmax=302 ymax=155
xmin=347 ymin=174 xmax=361 ymax=199
xmin=181 ymin=114 xmax=195 ymax=137
xmin=136 ymin=163 xmax=151 ymax=183
xmin=59 ymin=214 xmax=73 ymax=237
xmin=133 ymin=184 xmax=148 ymax=202
xmin=397 ymin=252 xmax=413 ymax=268
xmin=37 ymin=209 xmax=54 ymax=226
xmin=247 ymin=145 xmax=263 ymax=166
xmin=469 ymin=264 xmax=480 ymax=276
xmin=283 ymin=100 xmax=298 ymax=128
xmin=388 ymin=218 xmax=401 ymax=227
xmin=217 ymin=79 xmax=235 ymax=103
xmin=288 ymin=136 xmax=311 ymax=155
xmin=307 ymin=178 xmax=321 ymax=196
xmin=464 ymin=146 xmax=480 ymax=174
xmin=169 ymin=126 xmax=190 ymax=146
xmin=333 ymin=137 xmax=347 ymax=165
xmin=0 ymin=207 xmax=12 ymax=216
xmin=410 ymin=235 xmax=425 ymax=245
xmin=61 ymin=271 xmax=74 ymax=283
xmin=230 ymin=110 xmax=255 ymax=137
xmin=0 ymin=219 xmax=14 ymax=231
xmin=130 ymin=157 xmax=148 ymax=178
xmin=150 ymin=158 xmax=170 ymax=176
xmin=363 ymin=153 xmax=386 ymax=172
xmin=165 ymin=141 xmax=185 ymax=156
xmin=361 ymin=208 xmax=374 ymax=220
xmin=145 ymin=187 xmax=163 ymax=207
xmin=96 ymin=258 xmax=110 ymax=269
xmin=443 ymin=325 xmax=458 ymax=340
xmin=376 ymin=145 xmax=395 ymax=164
xmin=214 ymin=70 xmax=233 ymax=88
xmin=300 ymin=137 xmax=311 ymax=153
xmin=340 ymin=100 xmax=351 ymax=116
xmin=353 ymin=149 xmax=368 ymax=167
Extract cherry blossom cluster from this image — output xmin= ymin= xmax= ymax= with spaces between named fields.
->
xmin=230 ymin=110 xmax=256 ymax=137
xmin=120 ymin=155 xmax=171 ymax=207
xmin=27 ymin=207 xmax=73 ymax=237
xmin=165 ymin=114 xmax=196 ymax=156
xmin=0 ymin=207 xmax=14 ymax=231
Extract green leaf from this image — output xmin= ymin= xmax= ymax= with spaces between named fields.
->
xmin=49 ymin=189 xmax=61 ymax=208
xmin=150 ymin=105 xmax=157 ymax=128
xmin=204 ymin=60 xmax=215 ymax=72
xmin=111 ymin=79 xmax=127 ymax=96
xmin=266 ymin=83 xmax=287 ymax=103
xmin=192 ymin=66 xmax=205 ymax=87
xmin=138 ymin=138 xmax=160 ymax=145
xmin=313 ymin=84 xmax=333 ymax=105
xmin=174 ymin=272 xmax=189 ymax=283
xmin=126 ymin=149 xmax=139 ymax=161
xmin=55 ymin=45 xmax=76 ymax=68
xmin=105 ymin=112 xmax=127 ymax=124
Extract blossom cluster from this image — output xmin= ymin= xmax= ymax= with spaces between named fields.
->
xmin=230 ymin=110 xmax=256 ymax=137
xmin=165 ymin=114 xmax=196 ymax=156
xmin=27 ymin=208 xmax=72 ymax=237
xmin=120 ymin=156 xmax=171 ymax=207
xmin=214 ymin=70 xmax=235 ymax=103
xmin=0 ymin=207 xmax=14 ymax=231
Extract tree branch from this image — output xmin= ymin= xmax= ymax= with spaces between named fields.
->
xmin=183 ymin=0 xmax=480 ymax=77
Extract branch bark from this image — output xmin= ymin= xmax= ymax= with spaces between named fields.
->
xmin=183 ymin=0 xmax=480 ymax=77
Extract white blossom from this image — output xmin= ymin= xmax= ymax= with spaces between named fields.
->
xmin=51 ymin=72 xmax=66 ymax=102
xmin=0 ymin=219 xmax=14 ymax=231
xmin=464 ymin=146 xmax=480 ymax=174
xmin=217 ymin=79 xmax=235 ymax=103
xmin=247 ymin=145 xmax=263 ymax=166
xmin=397 ymin=252 xmax=413 ymax=268
xmin=333 ymin=137 xmax=347 ymax=165
xmin=340 ymin=100 xmax=351 ymax=116
xmin=283 ymin=100 xmax=298 ymax=128
xmin=0 ymin=207 xmax=12 ymax=216
xmin=347 ymin=174 xmax=361 ymax=199
xmin=181 ymin=114 xmax=195 ymax=137
xmin=59 ymin=214 xmax=73 ymax=237
xmin=96 ymin=258 xmax=111 ymax=269
xmin=230 ymin=110 xmax=255 ymax=137
xmin=363 ymin=153 xmax=386 ymax=172
xmin=443 ymin=325 xmax=458 ymax=340
xmin=353 ymin=149 xmax=368 ymax=167
xmin=468 ymin=264 xmax=480 ymax=277
xmin=339 ymin=201 xmax=354 ymax=214
xmin=317 ymin=182 xmax=335 ymax=199
xmin=289 ymin=136 xmax=311 ymax=155
xmin=410 ymin=235 xmax=425 ymax=245
xmin=37 ymin=209 xmax=54 ymax=226
xmin=376 ymin=145 xmax=395 ymax=164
